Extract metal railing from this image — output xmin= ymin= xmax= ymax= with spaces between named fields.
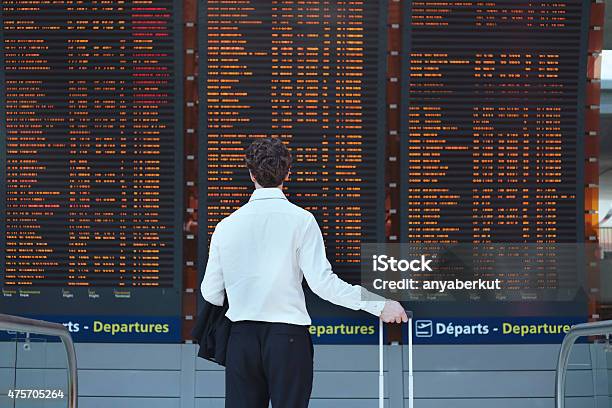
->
xmin=0 ymin=313 xmax=78 ymax=408
xmin=555 ymin=320 xmax=612 ymax=408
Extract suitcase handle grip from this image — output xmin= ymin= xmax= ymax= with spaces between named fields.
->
xmin=379 ymin=310 xmax=414 ymax=408
xmin=405 ymin=309 xmax=414 ymax=408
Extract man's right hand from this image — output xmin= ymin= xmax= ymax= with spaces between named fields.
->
xmin=380 ymin=300 xmax=408 ymax=324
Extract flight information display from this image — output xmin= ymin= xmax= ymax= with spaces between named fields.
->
xmin=199 ymin=0 xmax=387 ymax=282
xmin=400 ymin=1 xmax=589 ymax=298
xmin=0 ymin=0 xmax=183 ymax=342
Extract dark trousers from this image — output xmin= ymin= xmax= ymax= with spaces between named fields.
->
xmin=225 ymin=321 xmax=314 ymax=408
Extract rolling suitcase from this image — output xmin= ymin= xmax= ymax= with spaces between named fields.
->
xmin=379 ymin=310 xmax=413 ymax=408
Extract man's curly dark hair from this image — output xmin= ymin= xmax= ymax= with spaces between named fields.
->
xmin=245 ymin=138 xmax=292 ymax=188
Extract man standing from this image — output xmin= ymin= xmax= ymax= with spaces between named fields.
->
xmin=201 ymin=138 xmax=407 ymax=408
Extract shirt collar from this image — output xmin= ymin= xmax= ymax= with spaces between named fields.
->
xmin=249 ymin=187 xmax=287 ymax=202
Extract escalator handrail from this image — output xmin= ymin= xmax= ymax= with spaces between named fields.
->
xmin=0 ymin=313 xmax=78 ymax=408
xmin=555 ymin=319 xmax=612 ymax=408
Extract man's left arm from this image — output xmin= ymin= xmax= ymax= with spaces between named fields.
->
xmin=200 ymin=230 xmax=225 ymax=306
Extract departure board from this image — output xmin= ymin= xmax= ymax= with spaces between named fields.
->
xmin=0 ymin=0 xmax=183 ymax=342
xmin=400 ymin=1 xmax=590 ymax=298
xmin=401 ymin=0 xmax=588 ymax=245
xmin=199 ymin=0 xmax=386 ymax=282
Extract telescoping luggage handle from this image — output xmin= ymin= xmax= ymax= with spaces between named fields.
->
xmin=379 ymin=310 xmax=413 ymax=408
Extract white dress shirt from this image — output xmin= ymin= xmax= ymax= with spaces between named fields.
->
xmin=201 ymin=187 xmax=386 ymax=325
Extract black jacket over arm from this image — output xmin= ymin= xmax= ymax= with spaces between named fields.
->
xmin=191 ymin=298 xmax=231 ymax=366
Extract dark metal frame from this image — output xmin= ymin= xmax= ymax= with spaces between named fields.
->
xmin=0 ymin=313 xmax=78 ymax=408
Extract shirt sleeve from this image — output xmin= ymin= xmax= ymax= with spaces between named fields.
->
xmin=298 ymin=215 xmax=386 ymax=317
xmin=200 ymin=228 xmax=225 ymax=306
